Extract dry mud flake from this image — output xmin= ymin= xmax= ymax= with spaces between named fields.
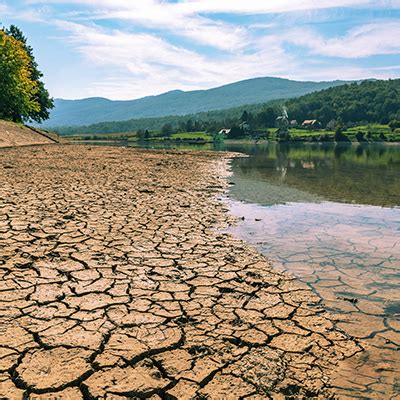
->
xmin=82 ymin=361 xmax=171 ymax=397
xmin=0 ymin=145 xmax=363 ymax=398
xmin=16 ymin=347 xmax=92 ymax=391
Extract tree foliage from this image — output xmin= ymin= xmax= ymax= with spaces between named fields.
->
xmin=0 ymin=30 xmax=40 ymax=121
xmin=161 ymin=123 xmax=173 ymax=136
xmin=286 ymin=80 xmax=400 ymax=126
xmin=0 ymin=25 xmax=53 ymax=122
xmin=389 ymin=119 xmax=400 ymax=131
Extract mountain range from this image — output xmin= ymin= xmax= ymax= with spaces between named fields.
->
xmin=41 ymin=77 xmax=350 ymax=127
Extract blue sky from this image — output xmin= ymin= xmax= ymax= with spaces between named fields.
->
xmin=1 ymin=0 xmax=400 ymax=99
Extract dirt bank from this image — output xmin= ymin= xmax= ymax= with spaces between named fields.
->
xmin=0 ymin=120 xmax=60 ymax=148
xmin=0 ymin=145 xmax=361 ymax=399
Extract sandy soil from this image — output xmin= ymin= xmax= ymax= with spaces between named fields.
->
xmin=0 ymin=145 xmax=362 ymax=399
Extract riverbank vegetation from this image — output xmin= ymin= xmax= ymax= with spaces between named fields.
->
xmin=66 ymin=123 xmax=400 ymax=144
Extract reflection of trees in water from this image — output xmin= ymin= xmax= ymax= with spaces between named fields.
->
xmin=230 ymin=143 xmax=400 ymax=207
xmin=334 ymin=143 xmax=352 ymax=159
xmin=355 ymin=145 xmax=364 ymax=158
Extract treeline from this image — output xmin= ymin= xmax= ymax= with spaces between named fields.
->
xmin=54 ymin=102 xmax=271 ymax=135
xmin=55 ymin=79 xmax=400 ymax=136
xmin=0 ymin=25 xmax=53 ymax=122
xmin=286 ymin=79 xmax=400 ymax=125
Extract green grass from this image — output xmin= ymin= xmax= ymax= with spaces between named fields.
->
xmin=343 ymin=124 xmax=400 ymax=142
xmin=289 ymin=128 xmax=322 ymax=135
xmin=289 ymin=130 xmax=328 ymax=138
xmin=279 ymin=124 xmax=400 ymax=142
xmin=66 ymin=131 xmax=138 ymax=141
xmin=345 ymin=124 xmax=390 ymax=134
xmin=171 ymin=132 xmax=213 ymax=140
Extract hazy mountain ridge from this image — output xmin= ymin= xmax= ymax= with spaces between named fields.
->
xmin=54 ymin=79 xmax=400 ymax=136
xmin=42 ymin=77 xmax=349 ymax=127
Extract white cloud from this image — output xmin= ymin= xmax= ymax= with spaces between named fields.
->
xmin=19 ymin=0 xmax=400 ymax=55
xmin=10 ymin=0 xmax=400 ymax=99
xmin=90 ymin=9 xmax=248 ymax=51
xmin=0 ymin=3 xmax=50 ymax=23
xmin=0 ymin=3 xmax=8 ymax=12
xmin=284 ymin=21 xmax=400 ymax=58
xmin=25 ymin=0 xmax=399 ymax=14
xmin=370 ymin=64 xmax=400 ymax=71
xmin=54 ymin=20 xmax=295 ymax=99
xmin=289 ymin=65 xmax=374 ymax=81
xmin=22 ymin=0 xmax=399 ymax=51
xmin=23 ymin=0 xmax=248 ymax=50
xmin=249 ymin=23 xmax=277 ymax=30
xmin=179 ymin=0 xmax=377 ymax=14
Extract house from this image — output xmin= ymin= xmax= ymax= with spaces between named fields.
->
xmin=302 ymin=119 xmax=321 ymax=128
xmin=218 ymin=128 xmax=231 ymax=135
xmin=290 ymin=120 xmax=298 ymax=127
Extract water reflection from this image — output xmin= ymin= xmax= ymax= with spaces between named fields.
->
xmin=83 ymin=141 xmax=400 ymax=206
xmin=229 ymin=143 xmax=400 ymax=207
xmin=225 ymin=143 xmax=400 ymax=398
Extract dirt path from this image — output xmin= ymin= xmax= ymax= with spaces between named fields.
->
xmin=0 ymin=145 xmax=361 ymax=399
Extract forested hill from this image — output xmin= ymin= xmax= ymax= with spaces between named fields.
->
xmin=55 ymin=79 xmax=399 ymax=136
xmin=55 ymin=102 xmax=271 ymax=135
xmin=42 ymin=77 xmax=348 ymax=127
xmin=286 ymin=79 xmax=400 ymax=125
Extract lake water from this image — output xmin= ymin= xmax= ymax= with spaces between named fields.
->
xmin=85 ymin=141 xmax=400 ymax=397
xmin=224 ymin=142 xmax=400 ymax=398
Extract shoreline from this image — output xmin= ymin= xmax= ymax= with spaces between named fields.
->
xmin=66 ymin=138 xmax=400 ymax=146
xmin=0 ymin=144 xmax=362 ymax=398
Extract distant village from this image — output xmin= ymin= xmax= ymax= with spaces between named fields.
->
xmin=218 ymin=118 xmax=323 ymax=137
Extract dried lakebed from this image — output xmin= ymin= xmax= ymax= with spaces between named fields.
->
xmin=0 ymin=145 xmax=363 ymax=399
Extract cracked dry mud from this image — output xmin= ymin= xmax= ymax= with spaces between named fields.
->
xmin=0 ymin=145 xmax=362 ymax=399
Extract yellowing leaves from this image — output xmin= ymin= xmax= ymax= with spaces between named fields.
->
xmin=0 ymin=30 xmax=40 ymax=121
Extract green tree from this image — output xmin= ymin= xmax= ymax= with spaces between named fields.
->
xmin=286 ymin=80 xmax=400 ymax=126
xmin=178 ymin=121 xmax=187 ymax=132
xmin=334 ymin=120 xmax=350 ymax=142
xmin=388 ymin=119 xmax=400 ymax=132
xmin=185 ymin=119 xmax=194 ymax=132
xmin=240 ymin=110 xmax=249 ymax=123
xmin=161 ymin=123 xmax=173 ymax=136
xmin=355 ymin=131 xmax=366 ymax=142
xmin=136 ymin=129 xmax=145 ymax=139
xmin=229 ymin=125 xmax=244 ymax=139
xmin=5 ymin=25 xmax=53 ymax=122
xmin=193 ymin=120 xmax=202 ymax=132
xmin=257 ymin=107 xmax=278 ymax=128
xmin=0 ymin=30 xmax=39 ymax=122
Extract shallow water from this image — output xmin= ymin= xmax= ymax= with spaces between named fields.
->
xmin=224 ymin=143 xmax=400 ymax=398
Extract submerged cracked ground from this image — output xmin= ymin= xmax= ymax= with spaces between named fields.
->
xmin=0 ymin=145 xmax=364 ymax=399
